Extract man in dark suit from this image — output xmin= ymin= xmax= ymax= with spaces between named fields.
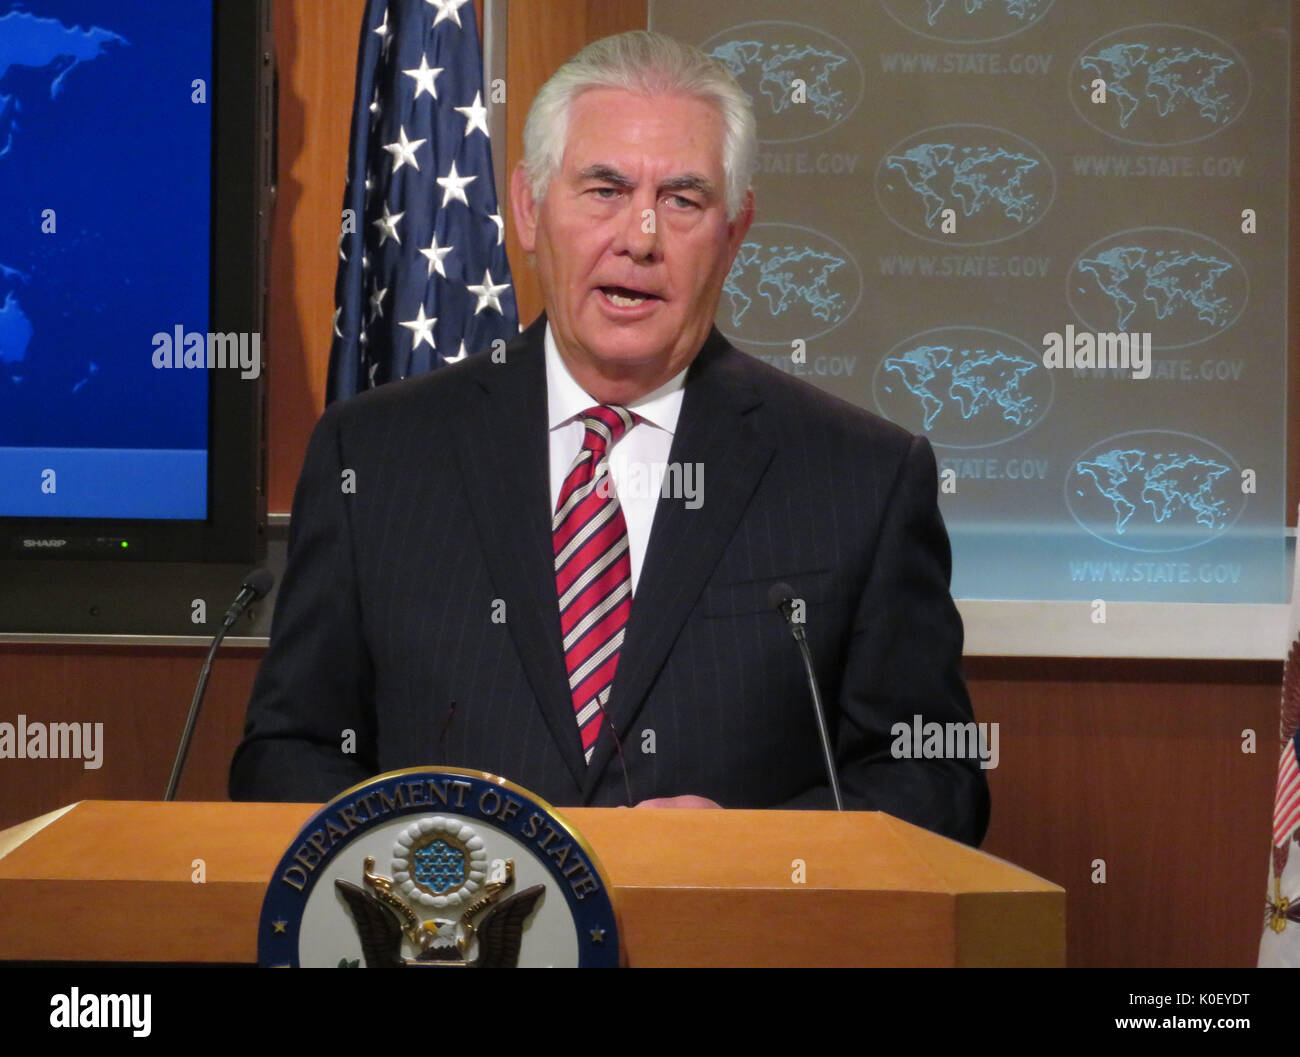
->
xmin=231 ymin=31 xmax=989 ymax=846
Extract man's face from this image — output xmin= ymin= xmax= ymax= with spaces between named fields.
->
xmin=512 ymin=87 xmax=754 ymax=400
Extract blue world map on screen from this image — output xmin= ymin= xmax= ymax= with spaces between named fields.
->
xmin=0 ymin=3 xmax=211 ymax=455
xmin=0 ymin=11 xmax=126 ymax=387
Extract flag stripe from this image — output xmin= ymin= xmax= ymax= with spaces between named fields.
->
xmin=1276 ymin=744 xmax=1300 ymax=846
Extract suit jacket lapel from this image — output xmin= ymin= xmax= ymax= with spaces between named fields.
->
xmin=451 ymin=314 xmax=589 ymax=791
xmin=581 ymin=328 xmax=775 ymax=800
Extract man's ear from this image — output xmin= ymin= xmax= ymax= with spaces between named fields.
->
xmin=511 ymin=162 xmax=538 ymax=253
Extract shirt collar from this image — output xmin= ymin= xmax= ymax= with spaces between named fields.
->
xmin=544 ymin=322 xmax=688 ymax=434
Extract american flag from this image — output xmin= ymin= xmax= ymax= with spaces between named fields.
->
xmin=326 ymin=0 xmax=518 ymax=403
xmin=1260 ymin=506 xmax=1300 ymax=966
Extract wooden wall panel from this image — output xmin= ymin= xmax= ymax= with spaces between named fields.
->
xmin=0 ymin=646 xmax=260 ymax=813
xmin=968 ymin=658 xmax=1279 ymax=967
xmin=266 ymin=0 xmax=367 ymax=513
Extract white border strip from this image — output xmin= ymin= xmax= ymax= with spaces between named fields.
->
xmin=958 ymin=600 xmax=1290 ymax=660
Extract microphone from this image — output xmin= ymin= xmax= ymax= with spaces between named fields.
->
xmin=223 ymin=566 xmax=274 ymax=628
xmin=769 ymin=581 xmax=844 ymax=811
xmin=164 ymin=567 xmax=275 ymax=801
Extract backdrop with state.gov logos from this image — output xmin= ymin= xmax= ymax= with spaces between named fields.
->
xmin=649 ymin=0 xmax=1289 ymax=603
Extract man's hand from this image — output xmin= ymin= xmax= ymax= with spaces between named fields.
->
xmin=633 ymin=795 xmax=723 ymax=809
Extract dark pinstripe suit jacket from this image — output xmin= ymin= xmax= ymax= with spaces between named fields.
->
xmin=230 ymin=314 xmax=990 ymax=845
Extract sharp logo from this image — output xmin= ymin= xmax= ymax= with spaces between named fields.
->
xmin=23 ymin=538 xmax=67 ymax=548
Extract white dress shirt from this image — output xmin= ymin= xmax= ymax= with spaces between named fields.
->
xmin=546 ymin=323 xmax=687 ymax=595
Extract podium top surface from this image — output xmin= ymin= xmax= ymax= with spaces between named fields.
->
xmin=0 ymin=801 xmax=1064 ymax=966
xmin=0 ymin=800 xmax=1059 ymax=896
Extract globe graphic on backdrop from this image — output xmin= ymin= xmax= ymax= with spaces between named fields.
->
xmin=1066 ymin=431 xmax=1244 ymax=552
xmin=1068 ymin=227 xmax=1247 ymax=350
xmin=876 ymin=124 xmax=1055 ymax=246
xmin=1070 ymin=24 xmax=1251 ymax=146
xmin=720 ymin=223 xmax=861 ymax=346
xmin=879 ymin=0 xmax=1056 ymax=46
xmin=702 ymin=21 xmax=864 ymax=143
xmin=874 ymin=327 xmax=1051 ymax=449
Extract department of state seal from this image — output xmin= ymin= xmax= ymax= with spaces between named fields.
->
xmin=257 ymin=768 xmax=620 ymax=967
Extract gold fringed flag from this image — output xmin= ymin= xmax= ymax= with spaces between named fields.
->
xmin=1260 ymin=508 xmax=1300 ymax=967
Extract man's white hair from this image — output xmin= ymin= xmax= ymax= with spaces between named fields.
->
xmin=521 ymin=30 xmax=756 ymax=222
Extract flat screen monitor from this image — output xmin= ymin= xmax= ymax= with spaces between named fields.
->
xmin=0 ymin=1 xmax=273 ymax=633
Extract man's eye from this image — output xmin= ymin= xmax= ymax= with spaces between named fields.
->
xmin=666 ymin=194 xmax=698 ymax=209
xmin=592 ymin=187 xmax=620 ymax=198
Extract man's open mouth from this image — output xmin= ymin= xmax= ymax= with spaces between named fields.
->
xmin=599 ymin=285 xmax=660 ymax=307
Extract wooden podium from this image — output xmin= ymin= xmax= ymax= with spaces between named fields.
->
xmin=0 ymin=801 xmax=1064 ymax=966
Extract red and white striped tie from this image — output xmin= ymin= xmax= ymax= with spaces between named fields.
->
xmin=553 ymin=405 xmax=636 ymax=763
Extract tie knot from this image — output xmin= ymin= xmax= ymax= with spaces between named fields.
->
xmin=580 ymin=405 xmax=636 ymax=454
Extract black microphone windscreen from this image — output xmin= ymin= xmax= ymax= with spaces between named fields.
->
xmin=768 ymin=581 xmax=795 ymax=611
xmin=242 ymin=566 xmax=275 ymax=600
